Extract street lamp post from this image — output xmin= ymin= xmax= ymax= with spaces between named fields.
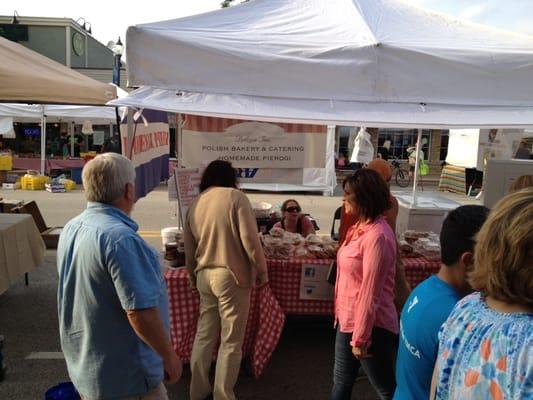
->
xmin=111 ymin=37 xmax=124 ymax=154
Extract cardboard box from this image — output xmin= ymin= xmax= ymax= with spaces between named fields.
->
xmin=0 ymin=199 xmax=24 ymax=213
xmin=6 ymin=170 xmax=26 ymax=183
xmin=45 ymin=183 xmax=66 ymax=193
xmin=2 ymin=182 xmax=21 ymax=190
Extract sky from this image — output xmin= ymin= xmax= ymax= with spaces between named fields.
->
xmin=1 ymin=0 xmax=532 ymax=47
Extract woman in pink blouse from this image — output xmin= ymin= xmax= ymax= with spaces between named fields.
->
xmin=331 ymin=169 xmax=398 ymax=400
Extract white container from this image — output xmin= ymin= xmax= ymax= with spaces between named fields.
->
xmin=251 ymin=202 xmax=272 ymax=218
xmin=484 ymin=159 xmax=533 ymax=209
xmin=395 ymin=192 xmax=460 ymax=236
xmin=161 ymin=227 xmax=182 ymax=249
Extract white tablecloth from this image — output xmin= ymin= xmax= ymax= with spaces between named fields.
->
xmin=0 ymin=214 xmax=46 ymax=295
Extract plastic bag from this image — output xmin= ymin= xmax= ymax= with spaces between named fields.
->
xmin=350 ymin=127 xmax=374 ymax=164
xmin=419 ymin=160 xmax=430 ymax=176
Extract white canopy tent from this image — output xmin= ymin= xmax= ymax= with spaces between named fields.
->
xmin=0 ymin=36 xmax=116 ymax=105
xmin=0 ymin=87 xmax=128 ymax=173
xmin=111 ymin=0 xmax=533 ymax=196
xmin=0 ymin=103 xmax=117 ymax=123
xmin=0 ymin=36 xmax=119 ymax=174
xmin=0 ymin=104 xmax=117 ymax=172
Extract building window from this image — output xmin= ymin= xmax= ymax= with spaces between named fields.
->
xmin=377 ymin=129 xmax=431 ymax=160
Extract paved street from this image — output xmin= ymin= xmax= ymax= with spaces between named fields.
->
xmin=0 ymin=184 xmax=479 ymax=399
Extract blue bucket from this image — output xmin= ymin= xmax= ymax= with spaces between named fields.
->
xmin=44 ymin=382 xmax=80 ymax=400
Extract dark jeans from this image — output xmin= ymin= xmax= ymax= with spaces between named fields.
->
xmin=331 ymin=326 xmax=397 ymax=400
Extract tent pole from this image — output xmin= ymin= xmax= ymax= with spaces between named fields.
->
xmin=109 ymin=123 xmax=113 ymax=151
xmin=411 ymin=128 xmax=422 ymax=204
xmin=177 ymin=113 xmax=183 ymax=168
xmin=70 ymin=122 xmax=75 ymax=157
xmin=127 ymin=108 xmax=134 ymax=159
xmin=40 ymin=106 xmax=46 ymax=175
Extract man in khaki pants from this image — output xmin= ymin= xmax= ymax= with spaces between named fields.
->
xmin=184 ymin=161 xmax=268 ymax=400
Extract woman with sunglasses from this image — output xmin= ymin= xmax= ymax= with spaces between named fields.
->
xmin=273 ymin=199 xmax=316 ymax=237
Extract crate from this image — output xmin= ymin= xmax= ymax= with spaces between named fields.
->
xmin=62 ymin=179 xmax=76 ymax=191
xmin=0 ymin=155 xmax=12 ymax=171
xmin=21 ymin=174 xmax=49 ymax=190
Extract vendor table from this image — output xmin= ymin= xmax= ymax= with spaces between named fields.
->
xmin=165 ymin=268 xmax=285 ymax=378
xmin=402 ymin=257 xmax=441 ymax=287
xmin=0 ymin=214 xmax=46 ymax=295
xmin=165 ymin=256 xmax=439 ymax=377
xmin=268 ymin=258 xmax=334 ymax=315
xmin=12 ymin=158 xmax=85 ymax=174
xmin=267 ymin=257 xmax=440 ymax=315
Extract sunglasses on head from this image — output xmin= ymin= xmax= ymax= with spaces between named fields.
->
xmin=284 ymin=206 xmax=301 ymax=213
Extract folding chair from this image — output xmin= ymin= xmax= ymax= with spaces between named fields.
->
xmin=304 ymin=214 xmax=320 ymax=231
xmin=330 ymin=206 xmax=342 ymax=240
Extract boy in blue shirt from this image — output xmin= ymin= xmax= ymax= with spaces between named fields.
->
xmin=394 ymin=205 xmax=489 ymax=400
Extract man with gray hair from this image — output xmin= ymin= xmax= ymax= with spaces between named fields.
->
xmin=57 ymin=153 xmax=181 ymax=399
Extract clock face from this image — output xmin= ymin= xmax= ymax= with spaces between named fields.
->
xmin=72 ymin=32 xmax=84 ymax=56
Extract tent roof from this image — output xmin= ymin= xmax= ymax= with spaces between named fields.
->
xmin=0 ymin=103 xmax=117 ymax=123
xmin=111 ymin=87 xmax=533 ymax=129
xmin=0 ymin=86 xmax=127 ymax=123
xmin=0 ymin=36 xmax=116 ymax=105
xmin=125 ymin=0 xmax=533 ymax=109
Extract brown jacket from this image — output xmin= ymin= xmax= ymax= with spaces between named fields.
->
xmin=184 ymin=187 xmax=268 ymax=288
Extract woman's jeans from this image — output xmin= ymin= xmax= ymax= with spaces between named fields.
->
xmin=331 ymin=326 xmax=397 ymax=400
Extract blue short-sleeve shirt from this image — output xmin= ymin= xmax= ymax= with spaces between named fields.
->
xmin=57 ymin=202 xmax=169 ymax=399
xmin=394 ymin=275 xmax=461 ymax=400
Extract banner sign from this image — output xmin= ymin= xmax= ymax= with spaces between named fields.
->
xmin=236 ymin=168 xmax=303 ymax=184
xmin=477 ymin=129 xmax=525 ymax=170
xmin=121 ymin=109 xmax=170 ymax=200
xmin=299 ymin=263 xmax=334 ymax=301
xmin=167 ymin=167 xmax=201 ymax=226
xmin=182 ymin=115 xmax=327 ymax=169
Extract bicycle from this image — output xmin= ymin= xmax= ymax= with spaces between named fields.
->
xmin=390 ymin=157 xmax=410 ymax=187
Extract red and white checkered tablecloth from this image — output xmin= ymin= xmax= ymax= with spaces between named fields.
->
xmin=267 ymin=256 xmax=440 ymax=315
xmin=267 ymin=258 xmax=335 ymax=315
xmin=401 ymin=257 xmax=441 ymax=287
xmin=165 ymin=267 xmax=285 ymax=378
xmin=165 ymin=257 xmax=439 ymax=377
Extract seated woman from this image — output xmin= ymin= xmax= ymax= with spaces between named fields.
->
xmin=273 ymin=199 xmax=316 ymax=237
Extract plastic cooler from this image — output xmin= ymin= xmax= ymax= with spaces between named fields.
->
xmin=395 ymin=192 xmax=460 ymax=236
